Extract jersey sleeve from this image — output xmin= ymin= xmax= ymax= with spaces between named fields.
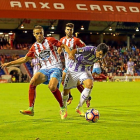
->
xmin=76 ymin=38 xmax=86 ymax=48
xmin=26 ymin=45 xmax=35 ymax=58
xmin=60 ymin=38 xmax=63 ymax=43
xmin=49 ymin=37 xmax=62 ymax=47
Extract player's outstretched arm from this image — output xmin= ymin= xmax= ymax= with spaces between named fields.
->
xmin=61 ymin=44 xmax=71 ymax=54
xmin=1 ymin=55 xmax=32 ymax=68
xmin=57 ymin=44 xmax=70 ymax=54
xmin=60 ymin=44 xmax=76 ymax=60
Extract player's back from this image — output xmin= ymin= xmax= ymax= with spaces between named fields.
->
xmin=68 ymin=46 xmax=98 ymax=72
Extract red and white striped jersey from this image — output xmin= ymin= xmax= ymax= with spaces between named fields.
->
xmin=60 ymin=36 xmax=85 ymax=68
xmin=27 ymin=37 xmax=63 ymax=69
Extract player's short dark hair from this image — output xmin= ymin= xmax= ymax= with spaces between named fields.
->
xmin=65 ymin=23 xmax=74 ymax=29
xmin=97 ymin=43 xmax=108 ymax=55
xmin=33 ymin=25 xmax=43 ymax=32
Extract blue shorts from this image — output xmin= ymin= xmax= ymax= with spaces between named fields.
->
xmin=63 ymin=68 xmax=68 ymax=73
xmin=39 ymin=68 xmax=62 ymax=88
xmin=92 ymin=68 xmax=101 ymax=75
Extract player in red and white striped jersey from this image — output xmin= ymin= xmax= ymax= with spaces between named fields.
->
xmin=59 ymin=23 xmax=91 ymax=108
xmin=1 ymin=25 xmax=67 ymax=119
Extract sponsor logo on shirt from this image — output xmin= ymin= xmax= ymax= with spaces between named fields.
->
xmin=39 ymin=50 xmax=50 ymax=59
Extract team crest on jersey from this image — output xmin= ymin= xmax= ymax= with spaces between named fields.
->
xmin=39 ymin=50 xmax=50 ymax=59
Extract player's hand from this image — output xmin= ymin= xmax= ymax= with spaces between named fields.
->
xmin=69 ymin=53 xmax=75 ymax=60
xmin=37 ymin=63 xmax=40 ymax=66
xmin=1 ymin=63 xmax=10 ymax=68
xmin=57 ymin=47 xmax=62 ymax=54
xmin=69 ymin=49 xmax=76 ymax=60
xmin=60 ymin=44 xmax=65 ymax=48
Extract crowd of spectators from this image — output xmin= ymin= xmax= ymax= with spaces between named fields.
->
xmin=1 ymin=36 xmax=140 ymax=77
xmin=1 ymin=46 xmax=140 ymax=77
xmin=0 ymin=37 xmax=32 ymax=50
xmin=0 ymin=38 xmax=12 ymax=50
xmin=0 ymin=43 xmax=32 ymax=50
xmin=14 ymin=43 xmax=32 ymax=50
xmin=0 ymin=54 xmax=20 ymax=63
xmin=102 ymin=45 xmax=140 ymax=76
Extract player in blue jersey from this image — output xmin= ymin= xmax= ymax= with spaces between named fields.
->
xmin=60 ymin=43 xmax=108 ymax=119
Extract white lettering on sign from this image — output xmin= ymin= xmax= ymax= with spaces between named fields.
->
xmin=10 ymin=1 xmax=140 ymax=13
xmin=103 ymin=5 xmax=114 ymax=11
xmin=129 ymin=7 xmax=139 ymax=12
xmin=53 ymin=3 xmax=64 ymax=9
xmin=76 ymin=4 xmax=88 ymax=10
xmin=25 ymin=2 xmax=36 ymax=8
xmin=90 ymin=5 xmax=101 ymax=11
xmin=39 ymin=2 xmax=50 ymax=9
xmin=10 ymin=1 xmax=22 ymax=7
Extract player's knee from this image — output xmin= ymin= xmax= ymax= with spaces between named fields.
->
xmin=48 ymin=84 xmax=57 ymax=91
xmin=30 ymin=77 xmax=39 ymax=86
xmin=89 ymin=85 xmax=93 ymax=89
xmin=85 ymin=84 xmax=93 ymax=89
xmin=30 ymin=73 xmax=42 ymax=86
xmin=30 ymin=80 xmax=37 ymax=86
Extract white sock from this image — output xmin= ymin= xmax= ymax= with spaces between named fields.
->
xmin=61 ymin=92 xmax=69 ymax=108
xmin=77 ymin=88 xmax=92 ymax=108
xmin=125 ymin=76 xmax=128 ymax=81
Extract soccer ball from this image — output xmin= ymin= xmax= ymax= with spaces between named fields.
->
xmin=85 ymin=108 xmax=99 ymax=122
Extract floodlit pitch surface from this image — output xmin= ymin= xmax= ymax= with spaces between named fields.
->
xmin=0 ymin=82 xmax=140 ymax=140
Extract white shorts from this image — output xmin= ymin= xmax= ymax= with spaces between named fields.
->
xmin=64 ymin=70 xmax=93 ymax=89
xmin=33 ymin=69 xmax=39 ymax=75
xmin=126 ymin=69 xmax=134 ymax=75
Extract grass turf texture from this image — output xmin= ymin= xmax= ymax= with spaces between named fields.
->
xmin=0 ymin=82 xmax=140 ymax=140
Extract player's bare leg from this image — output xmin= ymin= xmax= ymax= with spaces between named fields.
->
xmin=20 ymin=72 xmax=47 ymax=116
xmin=48 ymin=77 xmax=63 ymax=107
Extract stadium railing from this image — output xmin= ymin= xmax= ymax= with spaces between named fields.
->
xmin=112 ymin=76 xmax=140 ymax=82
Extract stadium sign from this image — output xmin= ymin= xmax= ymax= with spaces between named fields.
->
xmin=10 ymin=1 xmax=65 ymax=10
xmin=10 ymin=1 xmax=140 ymax=13
xmin=0 ymin=0 xmax=140 ymax=22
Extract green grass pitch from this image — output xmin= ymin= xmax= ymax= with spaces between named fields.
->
xmin=0 ymin=82 xmax=140 ymax=140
